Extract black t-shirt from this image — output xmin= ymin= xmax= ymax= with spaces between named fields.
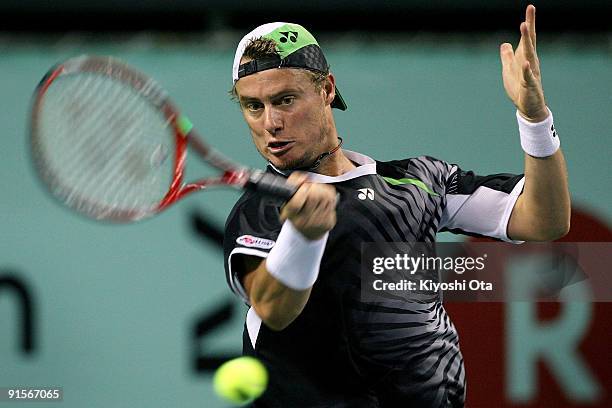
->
xmin=223 ymin=150 xmax=524 ymax=407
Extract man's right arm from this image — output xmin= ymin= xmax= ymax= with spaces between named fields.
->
xmin=235 ymin=173 xmax=337 ymax=331
xmin=238 ymin=255 xmax=313 ymax=331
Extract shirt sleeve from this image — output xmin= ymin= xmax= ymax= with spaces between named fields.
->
xmin=439 ymin=165 xmax=525 ymax=243
xmin=223 ymin=192 xmax=283 ymax=303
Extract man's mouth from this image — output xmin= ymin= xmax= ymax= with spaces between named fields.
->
xmin=267 ymin=141 xmax=294 ymax=154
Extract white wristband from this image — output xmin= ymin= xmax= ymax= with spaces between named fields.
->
xmin=516 ymin=109 xmax=560 ymax=157
xmin=265 ymin=220 xmax=328 ymax=290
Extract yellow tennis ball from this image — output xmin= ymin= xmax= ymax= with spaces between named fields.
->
xmin=213 ymin=357 xmax=268 ymax=405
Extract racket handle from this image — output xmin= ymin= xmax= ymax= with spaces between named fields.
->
xmin=246 ymin=170 xmax=298 ymax=200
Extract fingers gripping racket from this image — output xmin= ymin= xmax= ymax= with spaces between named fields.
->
xmin=30 ymin=55 xmax=297 ymax=222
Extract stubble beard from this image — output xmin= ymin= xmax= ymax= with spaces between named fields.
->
xmin=264 ymin=125 xmax=330 ymax=171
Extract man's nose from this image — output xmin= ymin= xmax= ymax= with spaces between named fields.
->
xmin=263 ymin=106 xmax=283 ymax=136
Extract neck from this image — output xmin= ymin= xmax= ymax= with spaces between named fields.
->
xmin=311 ymin=117 xmax=355 ymax=176
xmin=311 ymin=146 xmax=356 ymax=177
xmin=300 ymin=112 xmax=356 ymax=176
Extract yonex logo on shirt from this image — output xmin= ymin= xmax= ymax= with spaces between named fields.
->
xmin=358 ymin=188 xmax=374 ymax=200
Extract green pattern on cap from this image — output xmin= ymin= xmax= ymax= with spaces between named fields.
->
xmin=262 ymin=24 xmax=319 ymax=59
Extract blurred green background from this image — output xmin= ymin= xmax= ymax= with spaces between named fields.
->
xmin=1 ymin=30 xmax=611 ymax=408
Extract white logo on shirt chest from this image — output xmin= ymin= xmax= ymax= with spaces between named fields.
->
xmin=357 ymin=188 xmax=374 ymax=200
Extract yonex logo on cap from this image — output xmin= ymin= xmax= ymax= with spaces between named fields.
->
xmin=279 ymin=31 xmax=298 ymax=43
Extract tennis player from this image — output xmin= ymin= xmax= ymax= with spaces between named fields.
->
xmin=223 ymin=5 xmax=570 ymax=407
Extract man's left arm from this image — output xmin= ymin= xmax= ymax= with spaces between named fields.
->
xmin=500 ymin=5 xmax=570 ymax=241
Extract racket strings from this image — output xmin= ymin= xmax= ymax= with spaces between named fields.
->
xmin=37 ymin=72 xmax=175 ymax=219
xmin=76 ymin=78 xmax=152 ymax=208
xmin=61 ymin=76 xmax=134 ymax=202
xmin=52 ymin=75 xmax=145 ymax=211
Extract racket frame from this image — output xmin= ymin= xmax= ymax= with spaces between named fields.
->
xmin=30 ymin=55 xmax=296 ymax=222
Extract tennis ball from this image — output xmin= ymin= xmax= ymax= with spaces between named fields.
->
xmin=213 ymin=357 xmax=268 ymax=405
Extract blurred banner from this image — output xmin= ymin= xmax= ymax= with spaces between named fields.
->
xmin=2 ymin=0 xmax=612 ymax=12
xmin=1 ymin=1 xmax=611 ymax=32
xmin=1 ymin=32 xmax=611 ymax=407
xmin=447 ymin=209 xmax=612 ymax=407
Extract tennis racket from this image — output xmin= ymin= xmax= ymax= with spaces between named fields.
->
xmin=30 ymin=55 xmax=297 ymax=222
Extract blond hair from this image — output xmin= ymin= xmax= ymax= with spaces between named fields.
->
xmin=229 ymin=37 xmax=328 ymax=102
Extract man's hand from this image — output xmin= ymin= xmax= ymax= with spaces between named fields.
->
xmin=280 ymin=172 xmax=337 ymax=240
xmin=500 ymin=5 xmax=549 ymax=122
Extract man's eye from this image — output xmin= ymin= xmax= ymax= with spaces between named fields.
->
xmin=280 ymin=96 xmax=295 ymax=105
xmin=246 ymin=102 xmax=262 ymax=111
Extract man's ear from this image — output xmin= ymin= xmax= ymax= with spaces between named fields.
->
xmin=323 ymin=73 xmax=336 ymax=106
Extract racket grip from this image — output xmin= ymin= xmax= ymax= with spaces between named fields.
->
xmin=246 ymin=170 xmax=298 ymax=200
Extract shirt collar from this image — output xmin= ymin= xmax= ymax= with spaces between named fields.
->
xmin=267 ymin=149 xmax=377 ymax=184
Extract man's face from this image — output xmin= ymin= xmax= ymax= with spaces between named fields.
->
xmin=234 ymin=67 xmax=333 ymax=170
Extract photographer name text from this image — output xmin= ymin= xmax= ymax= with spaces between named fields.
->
xmin=373 ymin=279 xmax=492 ymax=292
